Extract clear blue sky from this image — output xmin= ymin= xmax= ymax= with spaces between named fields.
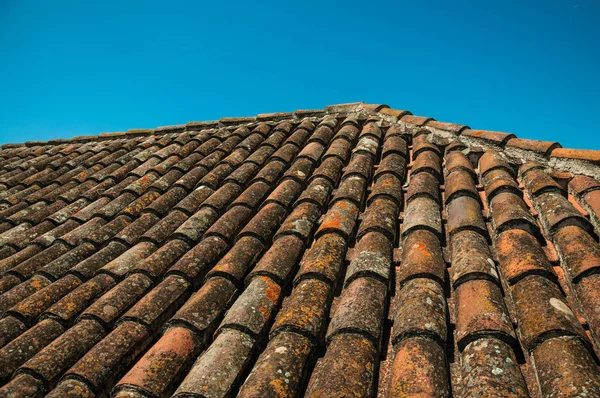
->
xmin=1 ymin=1 xmax=599 ymax=148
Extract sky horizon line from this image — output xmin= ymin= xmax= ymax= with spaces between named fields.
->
xmin=1 ymin=1 xmax=598 ymax=148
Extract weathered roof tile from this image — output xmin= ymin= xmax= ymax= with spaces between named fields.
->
xmin=2 ymin=104 xmax=600 ymax=397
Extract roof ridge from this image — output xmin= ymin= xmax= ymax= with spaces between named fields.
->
xmin=3 ymin=101 xmax=600 ymax=179
xmin=366 ymin=104 xmax=600 ymax=180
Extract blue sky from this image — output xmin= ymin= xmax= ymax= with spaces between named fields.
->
xmin=1 ymin=1 xmax=599 ymax=148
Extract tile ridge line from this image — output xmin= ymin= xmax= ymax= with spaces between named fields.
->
xmin=1 ymin=102 xmax=376 ymax=149
xmin=3 ymin=102 xmax=599 ymax=182
xmin=372 ymin=105 xmax=600 ymax=181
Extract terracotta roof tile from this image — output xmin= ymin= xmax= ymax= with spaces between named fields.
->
xmin=402 ymin=197 xmax=442 ymax=237
xmin=445 ymin=140 xmax=469 ymax=154
xmin=63 ymin=320 xmax=149 ymax=391
xmin=514 ymin=274 xmax=588 ymax=351
xmin=481 ymin=168 xmax=521 ymax=200
xmin=46 ymin=378 xmax=95 ymax=398
xmin=463 ymin=129 xmax=516 ymax=146
xmin=489 ymin=191 xmax=542 ymax=240
xmin=378 ymin=107 xmax=410 ymax=120
xmin=405 ymin=172 xmax=440 ymax=204
xmin=445 ymin=150 xmax=475 ymax=176
xmin=551 ymin=147 xmax=600 ymax=165
xmin=390 ymin=336 xmax=449 ymax=396
xmin=401 ymin=114 xmax=434 ymax=126
xmin=271 ymin=277 xmax=330 ymax=338
xmin=521 ymin=165 xmax=566 ymax=196
xmin=393 ymin=276 xmax=447 ymax=343
xmin=3 ymin=104 xmax=600 ymax=396
xmin=256 ymin=111 xmax=294 ymax=121
xmin=459 ymin=337 xmax=528 ymax=396
xmin=306 ymin=333 xmax=378 ymax=397
xmin=294 ymin=232 xmax=346 ymax=285
xmin=412 ymin=134 xmax=441 ymax=159
xmin=506 ymin=137 xmax=561 ymax=156
xmin=399 ymin=230 xmax=445 ymax=286
xmin=450 ymin=230 xmax=497 ymax=286
xmin=7 ymin=274 xmax=82 ymax=324
xmin=18 ymin=319 xmax=106 ymax=386
xmin=412 ymin=150 xmax=443 ymax=181
xmin=536 ymin=190 xmax=593 ymax=235
xmin=327 ymin=277 xmax=387 ymax=341
xmin=0 ymin=318 xmax=65 ymax=381
xmin=455 ymin=278 xmax=515 ymax=348
xmin=479 ymin=149 xmax=514 ymax=176
xmin=43 ymin=273 xmax=115 ymax=322
xmin=426 ymin=119 xmax=469 ymax=134
xmin=581 ymin=189 xmax=600 ymax=227
xmin=445 ymin=169 xmax=479 ymax=204
xmin=237 ymin=330 xmax=312 ymax=397
xmin=177 ymin=327 xmax=255 ymax=395
xmin=534 ymin=336 xmax=600 ymax=396
xmin=496 ymin=229 xmax=555 ymax=284
xmin=447 ymin=196 xmax=487 ymax=237
xmin=569 ymin=174 xmax=600 ymax=195
xmin=294 ymin=109 xmax=325 ymax=118
xmin=0 ymin=373 xmax=44 ymax=397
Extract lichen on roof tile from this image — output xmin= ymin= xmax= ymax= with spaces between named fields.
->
xmin=1 ymin=103 xmax=600 ymax=396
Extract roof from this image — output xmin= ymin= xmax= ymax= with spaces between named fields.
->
xmin=0 ymin=102 xmax=600 ymax=397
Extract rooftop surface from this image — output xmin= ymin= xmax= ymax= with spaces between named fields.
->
xmin=1 ymin=102 xmax=600 ymax=397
